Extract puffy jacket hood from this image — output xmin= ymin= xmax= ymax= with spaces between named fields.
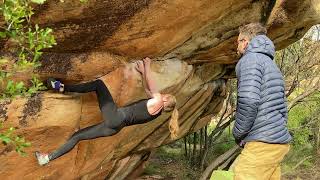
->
xmin=245 ymin=35 xmax=275 ymax=59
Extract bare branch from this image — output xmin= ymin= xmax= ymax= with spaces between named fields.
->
xmin=286 ymin=75 xmax=299 ymax=97
xmin=283 ymin=156 xmax=312 ymax=175
xmin=288 ymin=86 xmax=320 ymax=110
xmin=200 ymin=145 xmax=241 ymax=180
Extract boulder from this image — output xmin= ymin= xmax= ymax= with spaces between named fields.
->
xmin=0 ymin=0 xmax=319 ymax=179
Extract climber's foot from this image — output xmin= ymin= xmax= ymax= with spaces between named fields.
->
xmin=35 ymin=151 xmax=50 ymax=166
xmin=47 ymin=78 xmax=64 ymax=92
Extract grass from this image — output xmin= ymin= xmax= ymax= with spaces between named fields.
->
xmin=141 ymin=142 xmax=201 ymax=179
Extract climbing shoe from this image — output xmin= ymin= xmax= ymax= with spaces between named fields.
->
xmin=35 ymin=151 xmax=50 ymax=166
xmin=47 ymin=78 xmax=64 ymax=92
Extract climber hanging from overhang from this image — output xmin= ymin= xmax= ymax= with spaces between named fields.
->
xmin=34 ymin=57 xmax=179 ymax=166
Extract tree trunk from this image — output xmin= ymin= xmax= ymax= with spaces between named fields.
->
xmin=199 ymin=145 xmax=241 ymax=180
xmin=200 ymin=125 xmax=209 ymax=171
xmin=200 ymin=128 xmax=203 ymax=160
xmin=184 ymin=136 xmax=188 ymax=158
xmin=192 ymin=132 xmax=197 ymax=165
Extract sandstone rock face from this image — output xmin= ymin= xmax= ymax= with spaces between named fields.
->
xmin=0 ymin=0 xmax=319 ymax=179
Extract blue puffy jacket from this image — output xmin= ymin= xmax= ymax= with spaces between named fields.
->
xmin=233 ymin=35 xmax=292 ymax=144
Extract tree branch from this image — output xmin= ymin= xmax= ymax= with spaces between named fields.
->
xmin=199 ymin=145 xmax=240 ymax=180
xmin=288 ymin=86 xmax=320 ymax=111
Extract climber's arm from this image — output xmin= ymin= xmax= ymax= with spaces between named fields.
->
xmin=136 ymin=57 xmax=159 ymax=98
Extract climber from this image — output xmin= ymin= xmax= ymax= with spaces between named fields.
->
xmin=35 ymin=57 xmax=179 ymax=166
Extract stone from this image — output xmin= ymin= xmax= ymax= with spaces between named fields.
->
xmin=0 ymin=0 xmax=319 ymax=179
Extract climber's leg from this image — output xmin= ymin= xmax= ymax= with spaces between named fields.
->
xmin=48 ymin=78 xmax=117 ymax=111
xmin=64 ymin=79 xmax=117 ymax=111
xmin=49 ymin=122 xmax=118 ymax=161
xmin=35 ymin=122 xmax=119 ymax=166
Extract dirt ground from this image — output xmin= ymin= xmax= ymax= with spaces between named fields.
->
xmin=283 ymin=160 xmax=320 ymax=180
xmin=137 ymin=152 xmax=320 ymax=180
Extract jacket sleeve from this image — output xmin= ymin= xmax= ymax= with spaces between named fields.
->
xmin=233 ymin=58 xmax=263 ymax=141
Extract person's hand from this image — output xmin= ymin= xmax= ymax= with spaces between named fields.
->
xmin=235 ymin=138 xmax=245 ymax=148
xmin=239 ymin=140 xmax=246 ymax=148
xmin=142 ymin=57 xmax=151 ymax=67
xmin=135 ymin=60 xmax=145 ymax=74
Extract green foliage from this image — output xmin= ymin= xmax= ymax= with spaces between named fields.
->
xmin=282 ymin=92 xmax=320 ymax=176
xmin=30 ymin=0 xmax=46 ymax=4
xmin=27 ymin=76 xmax=47 ymax=94
xmin=143 ymin=144 xmax=200 ymax=179
xmin=288 ymin=105 xmax=312 ymax=147
xmin=14 ymin=135 xmax=31 ymax=156
xmin=0 ymin=0 xmax=56 ymax=70
xmin=282 ymin=142 xmax=314 ymax=174
xmin=1 ymin=76 xmax=46 ymax=99
xmin=205 ymin=126 xmax=235 ymax=161
xmin=0 ymin=122 xmax=31 ymax=156
xmin=0 ymin=0 xmax=55 ymax=156
xmin=288 ymin=92 xmax=320 ymax=147
xmin=0 ymin=0 xmax=55 ymax=99
xmin=157 ymin=144 xmax=182 ymax=161
xmin=0 ymin=70 xmax=11 ymax=83
xmin=211 ymin=133 xmax=235 ymax=155
xmin=4 ymin=80 xmax=26 ymax=97
xmin=144 ymin=163 xmax=161 ymax=175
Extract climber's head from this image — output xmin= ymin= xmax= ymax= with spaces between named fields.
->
xmin=237 ymin=22 xmax=267 ymax=56
xmin=162 ymin=94 xmax=176 ymax=112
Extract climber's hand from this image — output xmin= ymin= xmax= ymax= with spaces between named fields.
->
xmin=135 ymin=60 xmax=145 ymax=74
xmin=142 ymin=57 xmax=151 ymax=68
xmin=235 ymin=138 xmax=245 ymax=148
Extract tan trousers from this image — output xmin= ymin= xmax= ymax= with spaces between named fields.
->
xmin=229 ymin=142 xmax=290 ymax=180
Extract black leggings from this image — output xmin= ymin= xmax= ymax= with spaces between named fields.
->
xmin=49 ymin=80 xmax=160 ymax=161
